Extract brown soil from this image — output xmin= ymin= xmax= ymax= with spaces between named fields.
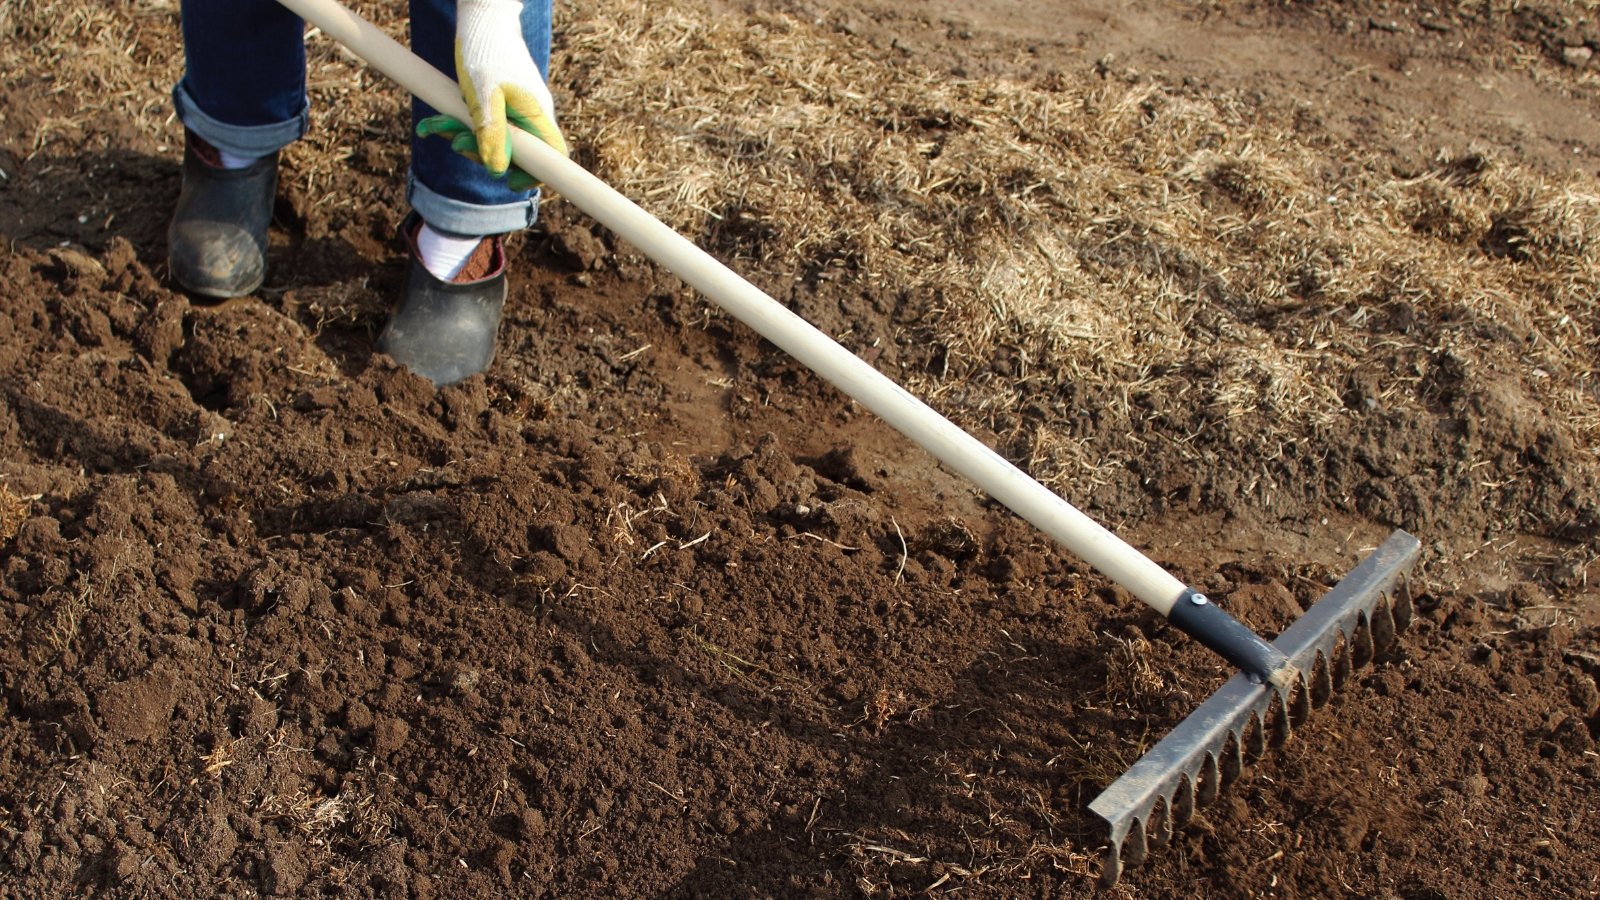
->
xmin=3 ymin=1 xmax=1599 ymax=898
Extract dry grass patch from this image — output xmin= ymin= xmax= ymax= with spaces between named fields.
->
xmin=0 ymin=485 xmax=28 ymax=544
xmin=42 ymin=585 xmax=91 ymax=656
xmin=561 ymin=0 xmax=1600 ymax=490
xmin=1101 ymin=630 xmax=1169 ymax=709
xmin=9 ymin=0 xmax=1597 ymax=501
xmin=260 ymin=786 xmax=391 ymax=851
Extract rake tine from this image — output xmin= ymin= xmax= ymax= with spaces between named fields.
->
xmin=1372 ymin=595 xmax=1399 ymax=653
xmin=1173 ymin=773 xmax=1196 ymax=826
xmin=1148 ymin=797 xmax=1171 ymax=846
xmin=1352 ymin=613 xmax=1376 ymax=669
xmin=1393 ymin=581 xmax=1414 ymax=631
xmin=1288 ymin=676 xmax=1312 ymax=727
xmin=1268 ymin=693 xmax=1292 ymax=747
xmin=1125 ymin=817 xmax=1148 ymax=868
xmin=1310 ymin=652 xmax=1333 ymax=708
xmin=1196 ymin=752 xmax=1221 ymax=806
xmin=1221 ymin=730 xmax=1244 ymax=787
xmin=1245 ymin=713 xmax=1268 ymax=759
xmin=1332 ymin=635 xmax=1353 ymax=689
xmin=1091 ymin=531 xmax=1420 ymax=886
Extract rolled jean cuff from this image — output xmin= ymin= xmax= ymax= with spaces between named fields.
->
xmin=172 ymin=81 xmax=309 ymax=158
xmin=407 ymin=173 xmax=541 ymax=236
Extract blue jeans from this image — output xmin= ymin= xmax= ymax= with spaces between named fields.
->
xmin=173 ymin=0 xmax=552 ymax=236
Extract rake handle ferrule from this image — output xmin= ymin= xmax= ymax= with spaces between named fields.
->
xmin=1167 ymin=590 xmax=1295 ymax=688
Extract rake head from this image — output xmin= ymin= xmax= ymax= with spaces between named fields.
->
xmin=1089 ymin=529 xmax=1421 ymax=886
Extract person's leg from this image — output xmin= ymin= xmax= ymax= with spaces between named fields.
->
xmin=169 ymin=0 xmax=310 ymax=297
xmin=381 ymin=0 xmax=554 ymax=387
xmin=173 ymin=0 xmax=310 ymax=159
xmin=406 ymin=0 xmax=551 ymax=237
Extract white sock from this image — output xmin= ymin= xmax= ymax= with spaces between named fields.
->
xmin=416 ymin=222 xmax=486 ymax=281
xmin=218 ymin=150 xmax=262 ymax=170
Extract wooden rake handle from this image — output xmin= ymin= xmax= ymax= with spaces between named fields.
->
xmin=272 ymin=0 xmax=1292 ymax=683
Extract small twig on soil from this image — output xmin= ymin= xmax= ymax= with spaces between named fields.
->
xmin=561 ymin=582 xmax=615 ymax=600
xmin=891 ymin=516 xmax=908 ymax=583
xmin=679 ymin=531 xmax=711 ymax=550
xmin=200 ymin=740 xmax=239 ymax=777
xmin=646 ymin=781 xmax=687 ymax=805
xmin=856 ymin=839 xmax=928 ymax=863
xmin=692 ymin=636 xmax=771 ymax=683
xmin=789 ymin=532 xmax=859 ymax=551
xmin=1564 ymin=650 xmax=1600 ymax=668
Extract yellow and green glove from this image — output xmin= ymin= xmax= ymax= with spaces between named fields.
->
xmin=423 ymin=0 xmax=568 ymax=190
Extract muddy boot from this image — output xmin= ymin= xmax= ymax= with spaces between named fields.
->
xmin=378 ymin=214 xmax=508 ymax=388
xmin=167 ymin=132 xmax=278 ymax=299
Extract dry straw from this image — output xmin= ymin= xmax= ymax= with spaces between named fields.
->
xmin=0 ymin=486 xmax=30 ymax=544
xmin=559 ymin=1 xmax=1600 ymax=487
xmin=9 ymin=0 xmax=1598 ymax=492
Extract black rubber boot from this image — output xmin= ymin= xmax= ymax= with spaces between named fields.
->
xmin=378 ymin=214 xmax=508 ymax=387
xmin=167 ymin=132 xmax=277 ymax=298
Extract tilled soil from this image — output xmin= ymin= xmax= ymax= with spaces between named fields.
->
xmin=3 ymin=1 xmax=1599 ymax=898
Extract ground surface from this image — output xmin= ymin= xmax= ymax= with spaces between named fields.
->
xmin=2 ymin=0 xmax=1599 ymax=897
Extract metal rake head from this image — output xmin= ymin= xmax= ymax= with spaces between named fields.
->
xmin=1088 ymin=530 xmax=1421 ymax=886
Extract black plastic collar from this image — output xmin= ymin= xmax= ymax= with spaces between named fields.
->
xmin=1167 ymin=589 xmax=1292 ymax=686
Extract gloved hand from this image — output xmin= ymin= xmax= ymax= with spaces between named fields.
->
xmin=451 ymin=0 xmax=568 ymax=180
xmin=417 ymin=114 xmax=542 ymax=191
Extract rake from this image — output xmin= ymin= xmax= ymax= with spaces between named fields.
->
xmin=272 ymin=0 xmax=1421 ymax=883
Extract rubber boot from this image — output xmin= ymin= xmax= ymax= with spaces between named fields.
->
xmin=378 ymin=214 xmax=508 ymax=387
xmin=167 ymin=132 xmax=277 ymax=298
